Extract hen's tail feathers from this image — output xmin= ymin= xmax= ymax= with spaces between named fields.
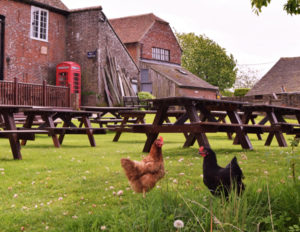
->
xmin=228 ymin=156 xmax=245 ymax=179
xmin=121 ymin=158 xmax=139 ymax=181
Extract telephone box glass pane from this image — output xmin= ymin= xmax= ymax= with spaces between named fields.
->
xmin=73 ymin=73 xmax=79 ymax=93
xmin=59 ymin=72 xmax=67 ymax=86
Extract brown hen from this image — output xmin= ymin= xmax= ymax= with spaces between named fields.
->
xmin=121 ymin=137 xmax=165 ymax=197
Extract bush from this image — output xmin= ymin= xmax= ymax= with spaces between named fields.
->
xmin=220 ymin=90 xmax=234 ymax=97
xmin=234 ymin=88 xmax=250 ymax=96
xmin=138 ymin=92 xmax=155 ymax=101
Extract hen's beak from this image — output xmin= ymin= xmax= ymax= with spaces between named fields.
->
xmin=198 ymin=146 xmax=207 ymax=157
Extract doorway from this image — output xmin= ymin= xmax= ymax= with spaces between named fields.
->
xmin=0 ymin=15 xmax=5 ymax=80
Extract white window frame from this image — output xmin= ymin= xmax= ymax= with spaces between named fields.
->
xmin=152 ymin=47 xmax=170 ymax=61
xmin=30 ymin=6 xmax=49 ymax=42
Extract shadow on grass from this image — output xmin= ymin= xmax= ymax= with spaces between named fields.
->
xmin=22 ymin=144 xmax=92 ymax=149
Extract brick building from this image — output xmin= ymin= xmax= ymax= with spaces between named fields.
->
xmin=0 ymin=0 xmax=139 ymax=105
xmin=110 ymin=13 xmax=218 ymax=99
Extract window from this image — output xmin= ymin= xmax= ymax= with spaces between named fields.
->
xmin=141 ymin=69 xmax=152 ymax=93
xmin=30 ymin=6 xmax=48 ymax=41
xmin=152 ymin=47 xmax=170 ymax=61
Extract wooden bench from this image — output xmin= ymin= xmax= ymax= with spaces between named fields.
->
xmin=275 ymin=122 xmax=300 ymax=134
xmin=90 ymin=118 xmax=136 ymax=128
xmin=0 ymin=129 xmax=48 ymax=140
xmin=44 ymin=127 xmax=107 ymax=134
xmin=118 ymin=122 xmax=277 ymax=134
xmin=123 ymin=96 xmax=152 ymax=110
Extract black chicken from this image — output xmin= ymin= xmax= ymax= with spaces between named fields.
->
xmin=198 ymin=146 xmax=245 ymax=198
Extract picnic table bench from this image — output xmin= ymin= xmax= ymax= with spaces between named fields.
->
xmin=22 ymin=108 xmax=105 ymax=148
xmin=112 ymin=110 xmax=185 ymax=141
xmin=241 ymin=104 xmax=300 ymax=147
xmin=79 ymin=106 xmax=136 ymax=128
xmin=0 ymin=105 xmax=47 ymax=160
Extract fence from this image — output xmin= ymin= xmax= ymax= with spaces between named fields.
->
xmin=0 ymin=78 xmax=71 ymax=107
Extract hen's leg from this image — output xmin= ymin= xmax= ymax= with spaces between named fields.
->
xmin=143 ymin=188 xmax=146 ymax=198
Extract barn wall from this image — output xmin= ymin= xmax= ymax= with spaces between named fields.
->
xmin=147 ymin=68 xmax=176 ymax=98
xmin=0 ymin=0 xmax=66 ymax=84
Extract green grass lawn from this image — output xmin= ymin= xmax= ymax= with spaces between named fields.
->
xmin=0 ymin=121 xmax=300 ymax=231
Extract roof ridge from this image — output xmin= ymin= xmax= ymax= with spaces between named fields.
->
xmin=109 ymin=12 xmax=168 ymax=23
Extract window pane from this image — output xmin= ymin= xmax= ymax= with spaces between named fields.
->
xmin=32 ymin=10 xmax=39 ymax=38
xmin=31 ymin=7 xmax=48 ymax=41
xmin=152 ymin=47 xmax=170 ymax=61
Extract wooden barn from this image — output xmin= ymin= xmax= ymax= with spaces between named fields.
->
xmin=247 ymin=57 xmax=300 ymax=97
xmin=110 ymin=13 xmax=218 ymax=99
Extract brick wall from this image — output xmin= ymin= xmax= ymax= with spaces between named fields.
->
xmin=141 ymin=21 xmax=181 ymax=65
xmin=0 ymin=0 xmax=66 ymax=84
xmin=125 ymin=42 xmax=140 ymax=64
xmin=66 ymin=9 xmax=139 ymax=105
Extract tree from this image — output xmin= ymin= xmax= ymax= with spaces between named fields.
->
xmin=251 ymin=0 xmax=300 ymax=15
xmin=176 ymin=32 xmax=237 ymax=91
xmin=234 ymin=67 xmax=260 ymax=89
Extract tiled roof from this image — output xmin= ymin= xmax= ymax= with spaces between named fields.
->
xmin=246 ymin=57 xmax=300 ymax=96
xmin=20 ymin=0 xmax=69 ymax=11
xmin=109 ymin=13 xmax=168 ymax=44
xmin=144 ymin=61 xmax=218 ymax=91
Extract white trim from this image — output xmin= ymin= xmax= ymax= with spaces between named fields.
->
xmin=30 ymin=6 xmax=49 ymax=42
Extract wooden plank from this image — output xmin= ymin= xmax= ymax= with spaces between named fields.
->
xmin=101 ymin=68 xmax=113 ymax=106
xmin=104 ymin=67 xmax=121 ymax=105
xmin=44 ymin=127 xmax=106 ymax=135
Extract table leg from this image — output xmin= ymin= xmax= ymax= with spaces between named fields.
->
xmin=250 ymin=118 xmax=262 ymax=140
xmin=227 ymin=111 xmax=253 ymax=150
xmin=233 ymin=111 xmax=251 ymax=145
xmin=58 ymin=121 xmax=68 ymax=145
xmin=143 ymin=106 xmax=168 ymax=152
xmin=81 ymin=116 xmax=96 ymax=147
xmin=113 ymin=116 xmax=129 ymax=142
xmin=42 ymin=114 xmax=61 ymax=148
xmin=21 ymin=114 xmax=35 ymax=146
xmin=184 ymin=105 xmax=210 ymax=148
xmin=175 ymin=113 xmax=189 ymax=139
xmin=265 ymin=112 xmax=287 ymax=147
xmin=218 ymin=115 xmax=233 ymax=140
xmin=3 ymin=113 xmax=22 ymax=160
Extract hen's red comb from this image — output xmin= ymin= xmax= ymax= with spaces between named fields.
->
xmin=199 ymin=146 xmax=204 ymax=152
xmin=159 ymin=136 xmax=163 ymax=142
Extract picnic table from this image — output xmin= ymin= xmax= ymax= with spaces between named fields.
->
xmin=241 ymin=104 xmax=300 ymax=146
xmin=0 ymin=105 xmax=48 ymax=160
xmin=22 ymin=108 xmax=105 ymax=148
xmin=79 ymin=106 xmax=136 ymax=128
xmin=128 ymin=97 xmax=272 ymax=152
xmin=112 ymin=110 xmax=185 ymax=142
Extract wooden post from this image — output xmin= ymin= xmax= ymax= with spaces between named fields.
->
xmin=42 ymin=80 xmax=47 ymax=106
xmin=14 ymin=77 xmax=18 ymax=105
xmin=68 ymin=84 xmax=71 ymax=107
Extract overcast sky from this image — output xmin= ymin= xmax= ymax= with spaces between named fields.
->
xmin=61 ymin=0 xmax=300 ymax=76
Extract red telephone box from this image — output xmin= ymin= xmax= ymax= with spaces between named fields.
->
xmin=56 ymin=61 xmax=81 ymax=106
